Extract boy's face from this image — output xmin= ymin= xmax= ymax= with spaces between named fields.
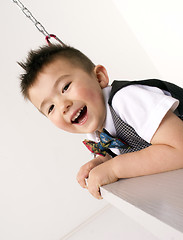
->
xmin=28 ymin=58 xmax=109 ymax=134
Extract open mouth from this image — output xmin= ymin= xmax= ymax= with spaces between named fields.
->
xmin=71 ymin=106 xmax=87 ymax=124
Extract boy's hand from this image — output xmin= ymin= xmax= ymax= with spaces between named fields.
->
xmin=76 ymin=155 xmax=111 ymax=189
xmin=87 ymin=160 xmax=118 ymax=199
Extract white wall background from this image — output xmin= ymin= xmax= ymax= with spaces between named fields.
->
xmin=113 ymin=0 xmax=183 ymax=84
xmin=0 ymin=0 xmax=183 ymax=239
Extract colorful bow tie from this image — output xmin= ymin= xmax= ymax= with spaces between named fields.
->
xmin=83 ymin=128 xmax=130 ymax=157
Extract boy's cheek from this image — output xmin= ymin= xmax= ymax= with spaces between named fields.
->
xmin=75 ymin=86 xmax=101 ymax=100
xmin=49 ymin=117 xmax=65 ymax=130
xmin=51 ymin=118 xmax=75 ymax=133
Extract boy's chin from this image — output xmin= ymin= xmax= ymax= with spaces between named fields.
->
xmin=86 ymin=125 xmax=104 ymax=134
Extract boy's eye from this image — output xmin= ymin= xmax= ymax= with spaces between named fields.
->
xmin=48 ymin=105 xmax=54 ymax=115
xmin=62 ymin=82 xmax=71 ymax=93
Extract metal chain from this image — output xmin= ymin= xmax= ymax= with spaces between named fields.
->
xmin=11 ymin=0 xmax=66 ymax=46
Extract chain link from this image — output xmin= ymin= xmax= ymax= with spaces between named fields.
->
xmin=12 ymin=0 xmax=50 ymax=37
xmin=11 ymin=0 xmax=66 ymax=45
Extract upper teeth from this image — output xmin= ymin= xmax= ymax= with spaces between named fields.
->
xmin=72 ymin=107 xmax=84 ymax=122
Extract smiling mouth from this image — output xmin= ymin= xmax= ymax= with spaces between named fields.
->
xmin=71 ymin=106 xmax=87 ymax=124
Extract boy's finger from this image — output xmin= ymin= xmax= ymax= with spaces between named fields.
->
xmin=88 ymin=184 xmax=103 ymax=200
xmin=76 ymin=168 xmax=90 ymax=188
xmin=76 ymin=177 xmax=87 ymax=188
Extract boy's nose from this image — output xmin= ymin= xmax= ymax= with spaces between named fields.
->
xmin=62 ymin=99 xmax=72 ymax=114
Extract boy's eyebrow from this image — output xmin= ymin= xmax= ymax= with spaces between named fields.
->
xmin=39 ymin=74 xmax=70 ymax=113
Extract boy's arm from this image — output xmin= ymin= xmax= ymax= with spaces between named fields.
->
xmin=87 ymin=110 xmax=183 ymax=199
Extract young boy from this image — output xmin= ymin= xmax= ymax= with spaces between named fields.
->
xmin=19 ymin=44 xmax=183 ymax=199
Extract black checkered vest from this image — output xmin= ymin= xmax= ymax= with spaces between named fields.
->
xmin=108 ymin=79 xmax=183 ymax=154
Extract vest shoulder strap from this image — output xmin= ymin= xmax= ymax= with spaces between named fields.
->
xmin=108 ymin=79 xmax=183 ymax=116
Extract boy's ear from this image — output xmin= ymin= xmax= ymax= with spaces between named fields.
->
xmin=94 ymin=65 xmax=109 ymax=89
